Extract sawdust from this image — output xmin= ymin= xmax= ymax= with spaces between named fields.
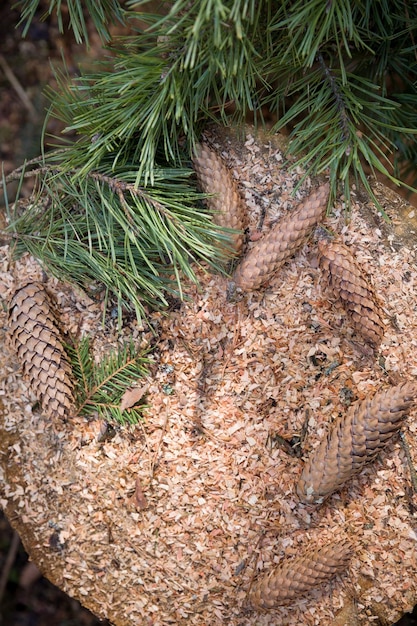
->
xmin=1 ymin=128 xmax=417 ymax=626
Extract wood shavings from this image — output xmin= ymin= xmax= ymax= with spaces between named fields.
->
xmin=1 ymin=128 xmax=417 ymax=626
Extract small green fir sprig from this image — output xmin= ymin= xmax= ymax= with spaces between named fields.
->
xmin=68 ymin=336 xmax=150 ymax=424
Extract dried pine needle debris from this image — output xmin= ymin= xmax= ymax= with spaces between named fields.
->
xmin=231 ymin=182 xmax=329 ymax=291
xmin=296 ymin=381 xmax=417 ymax=504
xmin=318 ymin=239 xmax=385 ymax=350
xmin=7 ymin=281 xmax=74 ymax=420
xmin=249 ymin=537 xmax=352 ymax=609
xmin=193 ymin=141 xmax=247 ymax=256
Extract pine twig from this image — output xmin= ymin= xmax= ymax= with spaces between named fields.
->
xmin=0 ymin=149 xmax=69 ymax=187
xmin=87 ymin=171 xmax=180 ymax=221
xmin=317 ymin=52 xmax=352 ymax=153
xmin=149 ymin=404 xmax=170 ymax=481
xmin=2 ymin=163 xmax=190 ymax=229
xmin=0 ymin=167 xmax=50 ymax=185
xmin=69 ymin=336 xmax=150 ymax=425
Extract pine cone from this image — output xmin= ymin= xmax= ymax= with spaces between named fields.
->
xmin=296 ymin=381 xmax=417 ymax=504
xmin=318 ymin=239 xmax=384 ymax=350
xmin=232 ymin=183 xmax=329 ymax=291
xmin=249 ymin=537 xmax=352 ymax=609
xmin=193 ymin=142 xmax=247 ymax=256
xmin=8 ymin=281 xmax=75 ymax=420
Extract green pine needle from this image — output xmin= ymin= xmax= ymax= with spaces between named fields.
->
xmin=39 ymin=1 xmax=268 ymax=184
xmin=38 ymin=0 xmax=417 ymax=210
xmin=4 ymin=158 xmax=229 ymax=324
xmin=4 ymin=0 xmax=417 ymax=329
xmin=67 ymin=335 xmax=150 ymax=425
xmin=15 ymin=0 xmax=126 ymax=46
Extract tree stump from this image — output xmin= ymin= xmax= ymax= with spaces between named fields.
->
xmin=1 ymin=128 xmax=417 ymax=626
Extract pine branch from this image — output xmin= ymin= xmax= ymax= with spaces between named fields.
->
xmin=43 ymin=2 xmax=268 ymax=184
xmin=4 ymin=158 xmax=229 ymax=324
xmin=8 ymin=0 xmax=417 ymax=317
xmin=266 ymin=1 xmax=417 ymax=208
xmin=68 ymin=336 xmax=150 ymax=424
xmin=268 ymin=59 xmax=417 ymax=214
xmin=317 ymin=53 xmax=351 ymax=149
xmin=36 ymin=0 xmax=415 ymax=209
xmin=269 ymin=0 xmax=371 ymax=68
xmin=15 ymin=0 xmax=125 ymax=46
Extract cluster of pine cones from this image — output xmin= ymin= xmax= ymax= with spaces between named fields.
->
xmin=193 ymin=141 xmax=417 ymax=610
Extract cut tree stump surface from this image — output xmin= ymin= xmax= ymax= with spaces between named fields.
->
xmin=1 ymin=128 xmax=417 ymax=626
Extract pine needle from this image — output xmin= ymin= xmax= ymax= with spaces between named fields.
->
xmin=15 ymin=0 xmax=125 ymax=46
xmin=4 ymin=160 xmax=229 ymax=324
xmin=5 ymin=0 xmax=417 ymax=326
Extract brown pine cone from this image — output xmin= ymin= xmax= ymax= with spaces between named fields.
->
xmin=231 ymin=182 xmax=329 ymax=291
xmin=318 ymin=239 xmax=384 ymax=350
xmin=193 ymin=142 xmax=247 ymax=256
xmin=296 ymin=381 xmax=417 ymax=504
xmin=8 ymin=281 xmax=75 ymax=420
xmin=249 ymin=537 xmax=352 ymax=609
